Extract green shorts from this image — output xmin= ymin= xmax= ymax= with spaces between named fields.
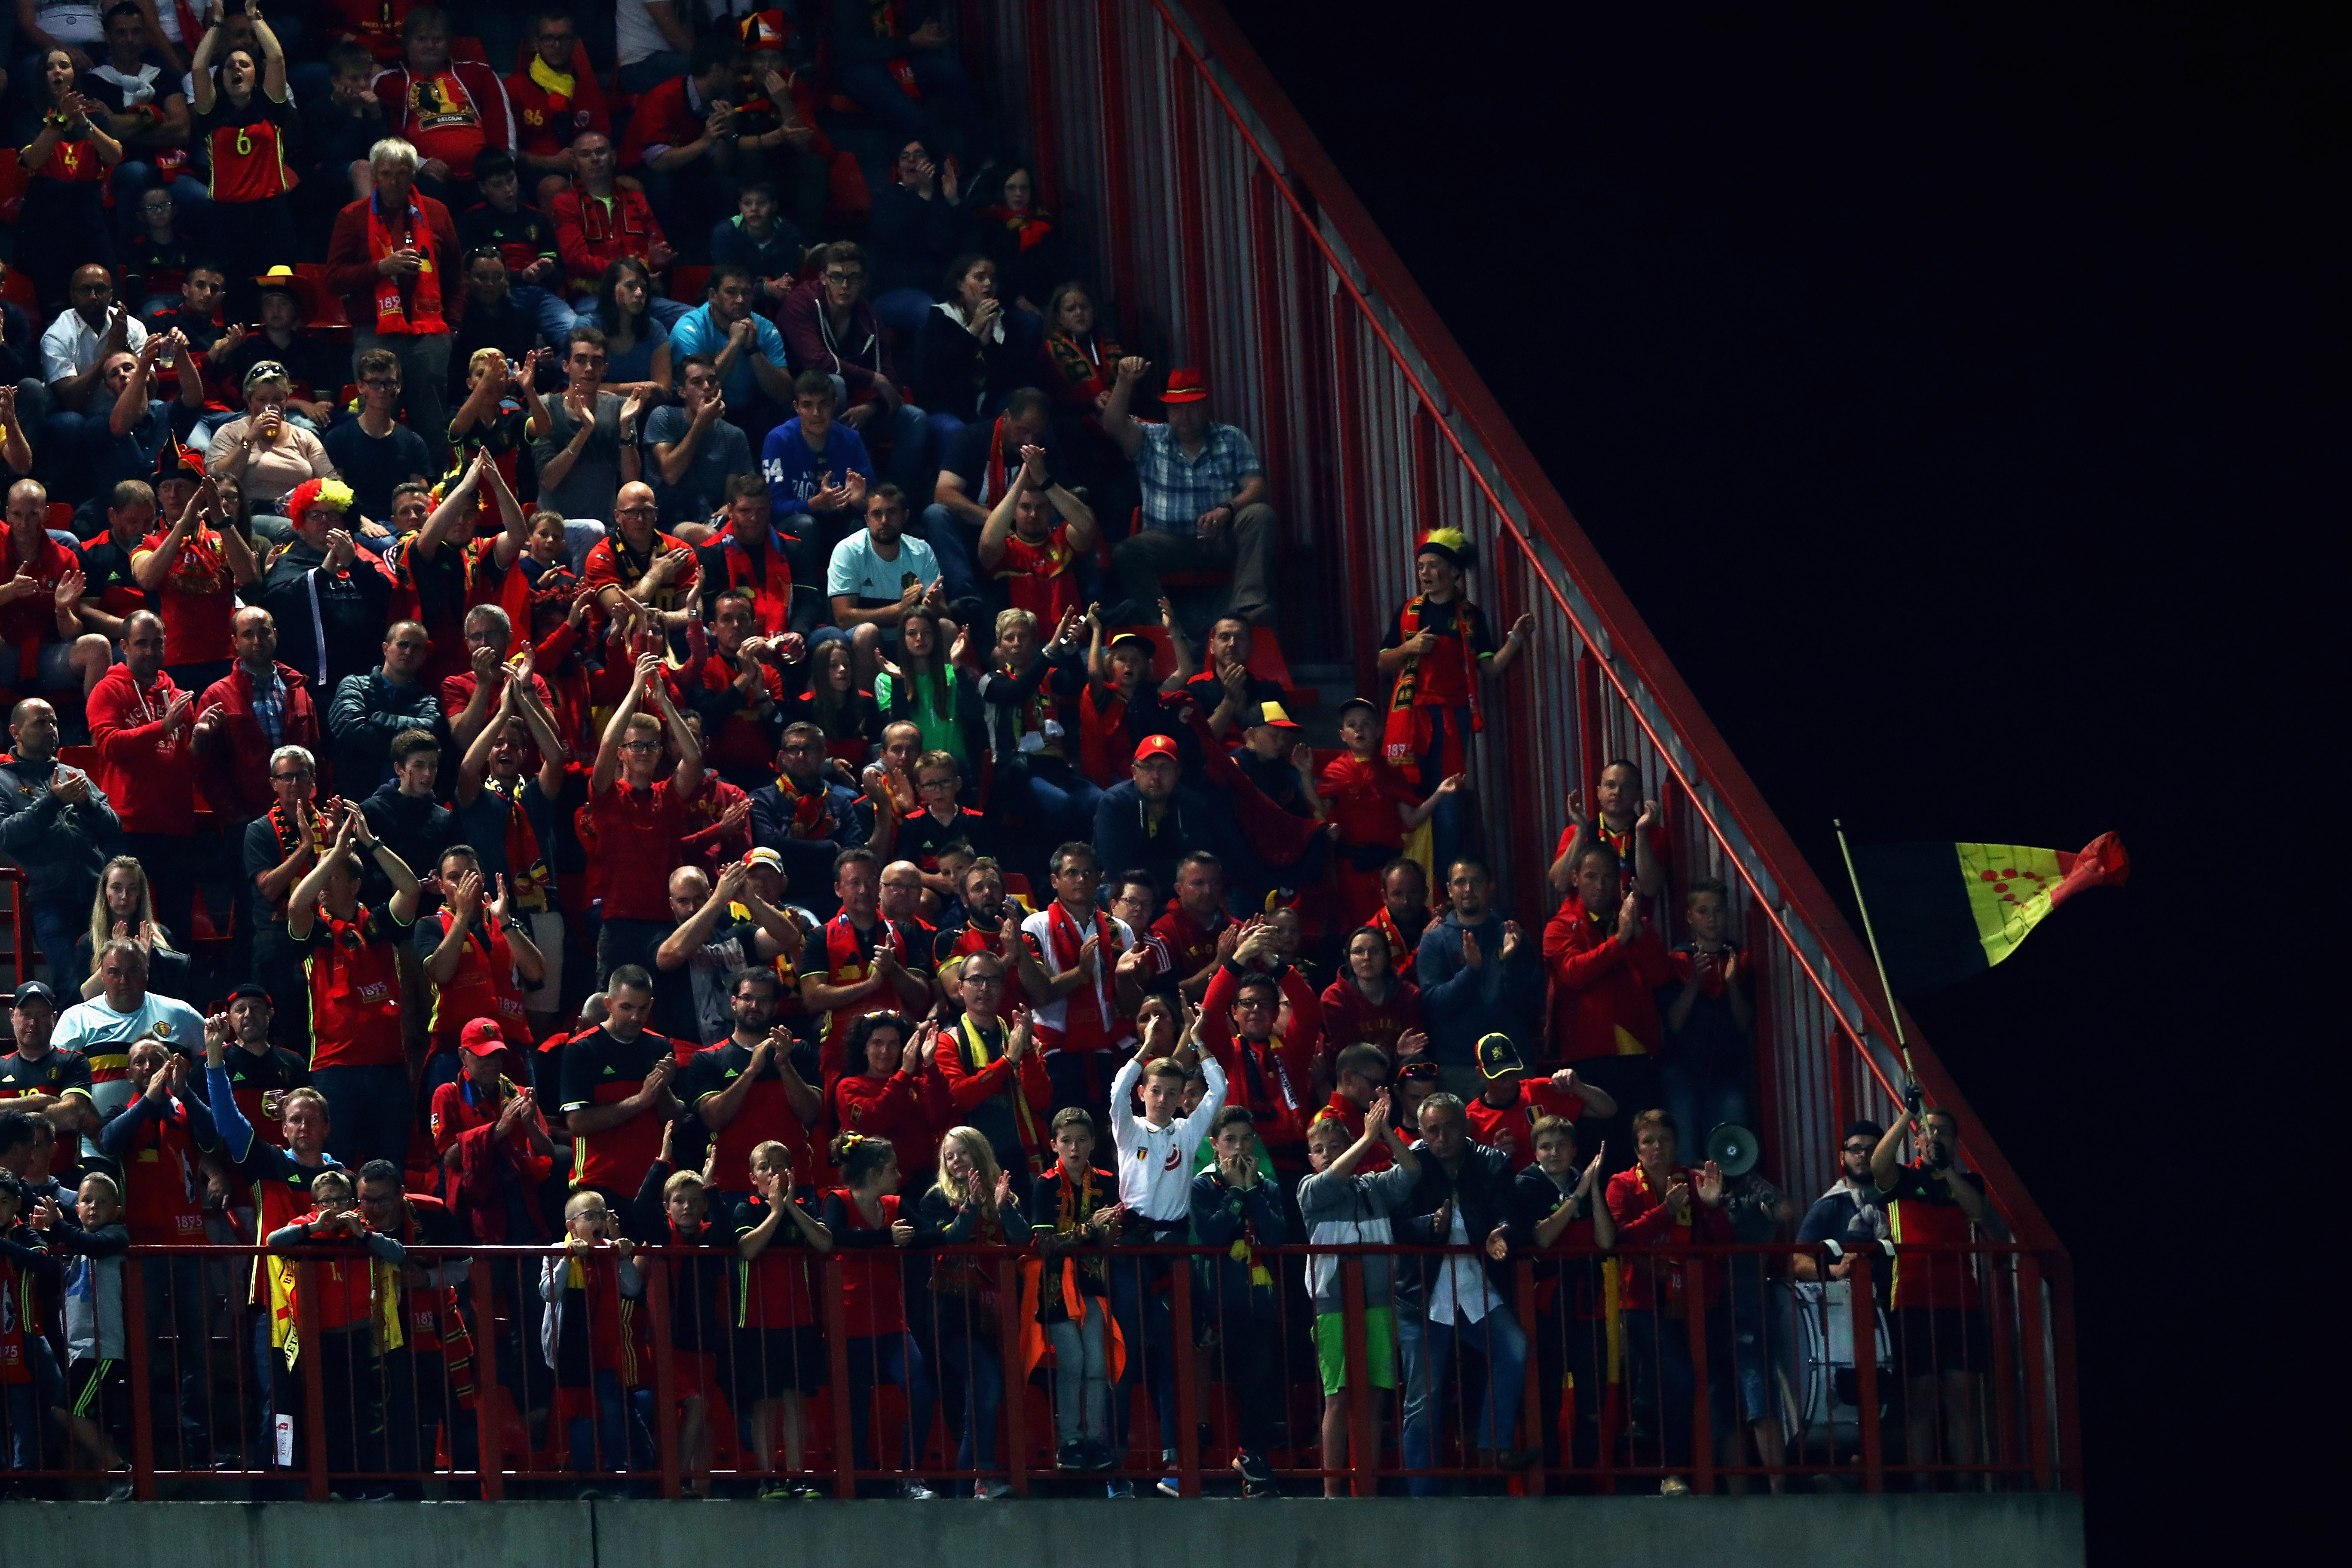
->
xmin=1314 ymin=1307 xmax=1398 ymax=1396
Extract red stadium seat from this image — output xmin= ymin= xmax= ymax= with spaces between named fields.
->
xmin=668 ymin=265 xmax=713 ymax=303
xmin=46 ymin=503 xmax=73 ymax=533
xmin=450 ymin=36 xmax=487 ymax=64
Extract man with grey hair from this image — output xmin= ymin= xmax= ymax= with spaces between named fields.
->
xmin=325 ymin=137 xmax=464 ymax=462
xmin=441 ymin=602 xmax=555 ymax=753
xmin=1391 ymin=1088 xmax=1536 ymax=1493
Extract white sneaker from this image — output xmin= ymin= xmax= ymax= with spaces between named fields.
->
xmin=1660 ymin=1476 xmax=1692 ymax=1497
xmin=899 ymin=1479 xmax=935 ymax=1501
xmin=975 ymin=1478 xmax=1013 ymax=1500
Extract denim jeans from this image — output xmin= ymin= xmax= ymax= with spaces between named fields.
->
xmin=836 ymin=390 xmax=932 ymax=498
xmin=833 ymin=55 xmax=983 ymax=158
xmin=873 ymin=288 xmax=935 ymax=342
xmin=931 ymin=1316 xmax=1005 ymax=1470
xmin=568 ymin=1366 xmax=655 ymax=1474
xmin=1662 ymin=1057 xmax=1752 ymax=1156
xmin=1109 ymin=1250 xmax=1178 ymax=1459
xmin=1398 ymin=1299 xmax=1527 ymax=1494
xmin=510 ymin=285 xmax=579 ymax=343
xmin=916 ymin=501 xmax=981 ymax=605
xmin=843 ymin=1331 xmax=935 ymax=1476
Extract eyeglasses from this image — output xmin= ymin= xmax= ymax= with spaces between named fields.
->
xmin=824 ymin=270 xmax=864 ymax=284
xmin=962 ymin=973 xmax=1004 ymax=986
xmin=615 ymin=504 xmax=660 ymax=518
xmin=1841 ymin=1141 xmax=1874 ymax=1155
xmin=619 ymin=740 xmax=662 ymax=753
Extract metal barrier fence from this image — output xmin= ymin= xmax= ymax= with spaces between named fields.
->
xmin=0 ymin=1240 xmax=2068 ymax=1500
xmin=967 ymin=2 xmax=2076 ymax=1453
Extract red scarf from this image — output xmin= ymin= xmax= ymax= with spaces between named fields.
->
xmin=367 ymin=194 xmax=446 ymax=336
xmin=1044 ymin=330 xmax=1118 ymax=404
xmin=980 ymin=415 xmax=1014 ymax=505
xmin=1371 ymin=904 xmax=1421 ymax=980
xmin=770 ymin=770 xmax=831 ymax=838
xmin=265 ymin=801 xmax=334 ymax=915
xmin=481 ymin=777 xmax=552 ymax=910
xmin=1040 ymin=898 xmax=1122 ymax=1045
xmin=980 ymin=204 xmax=1054 ymax=252
xmin=712 ymin=524 xmax=792 ymax=633
xmin=1076 ymin=684 xmax=1129 ymax=787
xmin=817 ymin=913 xmax=906 ymax=1074
xmin=1381 ymin=595 xmax=1482 ymax=784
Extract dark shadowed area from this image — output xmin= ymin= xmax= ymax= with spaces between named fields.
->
xmin=1228 ymin=3 xmax=2338 ymax=1557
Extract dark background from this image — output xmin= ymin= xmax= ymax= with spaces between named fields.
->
xmin=1229 ymin=2 xmax=2337 ymax=1558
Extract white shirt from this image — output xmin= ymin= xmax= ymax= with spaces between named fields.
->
xmin=1425 ymin=1199 xmax=1494 ymax=1327
xmin=825 ymin=529 xmax=940 ymax=603
xmin=614 ymin=0 xmax=671 ymax=66
xmin=50 ymin=990 xmax=209 ymax=1119
xmin=40 ymin=307 xmax=148 ymax=385
xmin=1019 ymin=906 xmax=1136 ymax=1052
xmin=1109 ymin=1053 xmax=1226 ymax=1222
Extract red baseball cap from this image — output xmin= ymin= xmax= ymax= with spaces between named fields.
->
xmin=1162 ymin=367 xmax=1210 ymax=404
xmin=1133 ymin=734 xmax=1180 ymax=764
xmin=459 ymin=1018 xmax=507 ymax=1056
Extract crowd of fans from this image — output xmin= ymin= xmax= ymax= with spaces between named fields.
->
xmin=0 ymin=0 xmax=2003 ymax=1504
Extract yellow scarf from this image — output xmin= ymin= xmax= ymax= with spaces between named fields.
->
xmin=527 ymin=53 xmax=576 ymax=102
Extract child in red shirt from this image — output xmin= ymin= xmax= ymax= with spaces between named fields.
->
xmin=1320 ymin=696 xmax=1456 ymax=923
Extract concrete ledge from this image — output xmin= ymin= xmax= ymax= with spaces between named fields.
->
xmin=0 ymin=1494 xmax=2082 ymax=1568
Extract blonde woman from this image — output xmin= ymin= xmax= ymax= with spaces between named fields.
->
xmin=914 ymin=1124 xmax=1027 ymax=1497
xmin=77 ymin=856 xmax=191 ymax=1001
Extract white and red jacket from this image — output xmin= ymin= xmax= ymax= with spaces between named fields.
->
xmin=1019 ymin=901 xmax=1136 ymax=1056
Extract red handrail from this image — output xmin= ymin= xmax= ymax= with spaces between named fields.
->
xmin=973 ymin=0 xmax=2063 ymax=1271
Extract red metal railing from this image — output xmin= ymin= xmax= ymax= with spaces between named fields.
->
xmin=0 ymin=1240 xmax=2068 ymax=1498
xmin=969 ymin=0 xmax=2070 ymax=1321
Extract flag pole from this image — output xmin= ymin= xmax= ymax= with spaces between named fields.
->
xmin=1834 ymin=818 xmax=1917 ymax=1088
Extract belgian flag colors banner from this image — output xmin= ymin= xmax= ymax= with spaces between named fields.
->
xmin=1848 ymin=833 xmax=2129 ymax=997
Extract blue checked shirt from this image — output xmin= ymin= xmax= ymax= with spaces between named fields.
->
xmin=1134 ymin=421 xmax=1264 ymax=532
xmin=245 ymin=663 xmax=285 ymax=749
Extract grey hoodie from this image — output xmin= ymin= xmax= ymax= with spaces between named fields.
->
xmin=1297 ymin=1160 xmax=1421 ymax=1313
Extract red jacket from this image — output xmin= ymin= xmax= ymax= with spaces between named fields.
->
xmin=87 ymin=666 xmax=196 ymax=835
xmin=1606 ymin=1162 xmax=1732 ymax=1314
xmin=1542 ymin=897 xmax=1670 ymax=1065
xmin=196 ymin=661 xmax=322 ymax=818
xmin=829 ymin=1067 xmax=939 ymax=1183
xmin=323 ymin=191 xmax=466 ymax=338
xmin=615 ymin=74 xmax=706 ymax=172
xmin=1199 ymin=962 xmax=1322 ymax=1157
xmin=505 ymin=53 xmax=610 ymax=161
xmin=551 ymin=185 xmax=668 ymax=295
xmin=374 ymin=59 xmax=515 ymax=179
xmin=1316 ymin=974 xmax=1421 ymax=1069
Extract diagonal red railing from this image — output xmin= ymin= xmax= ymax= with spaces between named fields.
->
xmin=971 ymin=21 xmax=2076 ymax=1481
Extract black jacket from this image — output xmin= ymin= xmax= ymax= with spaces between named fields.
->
xmin=1392 ymin=1137 xmax=1517 ymax=1305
